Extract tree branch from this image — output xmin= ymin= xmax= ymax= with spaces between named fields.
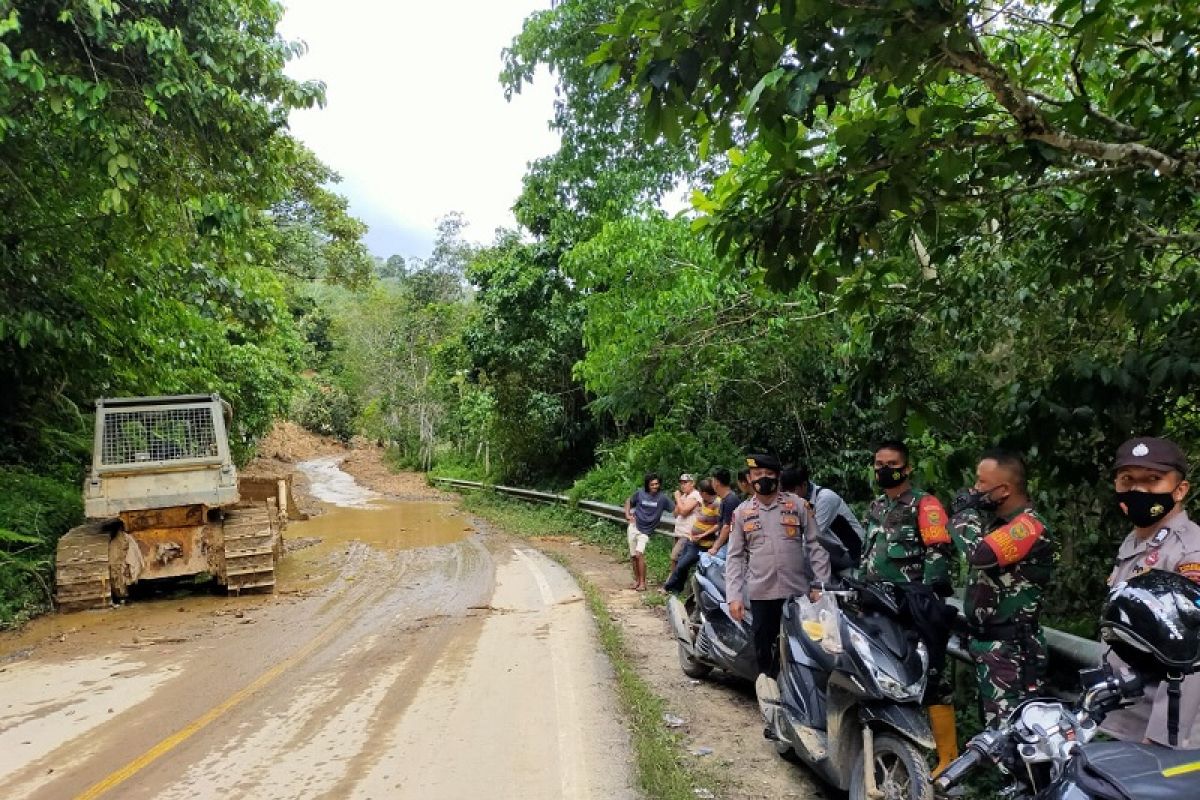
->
xmin=941 ymin=37 xmax=1193 ymax=178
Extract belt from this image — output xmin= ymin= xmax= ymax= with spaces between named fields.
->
xmin=968 ymin=621 xmax=1033 ymax=641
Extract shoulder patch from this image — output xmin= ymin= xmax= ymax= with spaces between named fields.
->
xmin=983 ymin=512 xmax=1046 ymax=567
xmin=1178 ymin=562 xmax=1200 ymax=584
xmin=916 ymin=495 xmax=951 ymax=546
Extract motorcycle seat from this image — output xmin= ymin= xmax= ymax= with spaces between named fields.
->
xmin=1076 ymin=741 xmax=1200 ymax=800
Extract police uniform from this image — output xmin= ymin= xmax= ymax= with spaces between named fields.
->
xmin=727 ymin=488 xmax=831 ymax=675
xmin=951 ymin=504 xmax=1055 ymax=727
xmin=1101 ymin=437 xmax=1200 ymax=747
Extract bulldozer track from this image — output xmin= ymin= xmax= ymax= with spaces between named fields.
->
xmin=221 ymin=503 xmax=280 ymax=595
xmin=54 ymin=521 xmax=114 ymax=611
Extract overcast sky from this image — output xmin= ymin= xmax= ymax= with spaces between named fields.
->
xmin=279 ymin=1 xmax=559 ymax=261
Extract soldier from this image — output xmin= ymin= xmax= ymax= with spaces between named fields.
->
xmin=950 ymin=449 xmax=1054 ymax=728
xmin=859 ymin=439 xmax=959 ymax=774
xmin=1100 ymin=436 xmax=1200 ymax=747
xmin=726 ymin=453 xmax=831 ymax=678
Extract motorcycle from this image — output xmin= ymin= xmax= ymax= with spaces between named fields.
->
xmin=666 ymin=553 xmax=758 ymax=681
xmin=935 ymin=665 xmax=1200 ymax=799
xmin=760 ymin=577 xmax=936 ymax=800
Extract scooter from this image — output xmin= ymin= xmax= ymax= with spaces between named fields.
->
xmin=665 ymin=554 xmax=758 ymax=681
xmin=936 ymin=665 xmax=1200 ymax=799
xmin=760 ymin=577 xmax=936 ymax=800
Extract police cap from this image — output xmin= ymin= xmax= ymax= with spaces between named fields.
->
xmin=745 ymin=452 xmax=782 ymax=472
xmin=1114 ymin=437 xmax=1188 ymax=477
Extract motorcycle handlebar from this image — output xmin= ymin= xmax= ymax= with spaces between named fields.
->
xmin=933 ymin=747 xmax=986 ymax=792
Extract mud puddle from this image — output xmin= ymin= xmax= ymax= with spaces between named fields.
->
xmin=278 ymin=458 xmax=472 ymax=590
xmin=0 ymin=593 xmax=260 ymax=663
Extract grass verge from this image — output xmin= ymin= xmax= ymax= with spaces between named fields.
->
xmin=457 ymin=489 xmax=677 ymax=587
xmin=455 ymin=488 xmax=716 ymax=800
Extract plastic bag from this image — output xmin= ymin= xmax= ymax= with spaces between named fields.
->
xmin=797 ymin=592 xmax=843 ymax=654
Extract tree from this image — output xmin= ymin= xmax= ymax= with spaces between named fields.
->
xmin=592 ymin=0 xmax=1200 ymax=292
xmin=402 ymin=212 xmax=474 ymax=305
xmin=0 ymin=1 xmax=369 ymax=622
xmin=502 ymin=0 xmax=696 ymax=249
xmin=490 ymin=0 xmax=1200 ymax=628
xmin=460 ymin=231 xmax=596 ymax=482
xmin=377 ymin=254 xmax=408 ymax=280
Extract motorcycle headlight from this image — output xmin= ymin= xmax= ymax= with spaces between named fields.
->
xmin=848 ymin=627 xmax=924 ymax=702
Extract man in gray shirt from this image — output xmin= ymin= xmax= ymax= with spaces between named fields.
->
xmin=624 ymin=473 xmax=674 ymax=591
xmin=783 ymin=463 xmax=866 ymax=577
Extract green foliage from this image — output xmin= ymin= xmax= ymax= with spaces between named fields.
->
xmin=502 ymin=0 xmax=694 ymax=249
xmin=482 ymin=0 xmax=1200 ymax=634
xmin=0 ymin=2 xmax=369 ymax=623
xmin=0 ymin=466 xmax=83 ymax=625
xmin=0 ymin=0 xmax=368 ymax=458
xmin=570 ymin=424 xmax=743 ymax=505
xmin=304 ymin=213 xmax=480 ymax=465
xmin=459 ymin=231 xmax=597 ymax=483
xmin=593 ymin=0 xmax=1200 ymax=291
xmin=292 ymin=378 xmax=357 ymax=443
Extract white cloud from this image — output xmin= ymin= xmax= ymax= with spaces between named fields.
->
xmin=279 ymin=1 xmax=560 ymax=259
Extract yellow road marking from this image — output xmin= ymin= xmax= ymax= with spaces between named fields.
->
xmin=1163 ymin=761 xmax=1200 ymax=778
xmin=74 ymin=617 xmax=344 ymax=800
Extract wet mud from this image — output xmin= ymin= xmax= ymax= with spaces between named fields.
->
xmin=0 ymin=456 xmax=633 ymax=800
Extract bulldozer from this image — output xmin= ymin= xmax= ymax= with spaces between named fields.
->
xmin=54 ymin=394 xmax=300 ymax=610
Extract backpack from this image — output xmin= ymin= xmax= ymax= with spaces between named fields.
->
xmin=814 ymin=486 xmax=864 ymax=573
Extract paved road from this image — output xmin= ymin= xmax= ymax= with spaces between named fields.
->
xmin=0 ymin=460 xmax=633 ymax=800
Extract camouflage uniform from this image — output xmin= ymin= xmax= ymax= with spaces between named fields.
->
xmin=951 ymin=505 xmax=1055 ymax=727
xmin=859 ymin=488 xmax=956 ymax=703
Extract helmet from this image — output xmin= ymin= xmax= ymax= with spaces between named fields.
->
xmin=1100 ymin=570 xmax=1200 ymax=679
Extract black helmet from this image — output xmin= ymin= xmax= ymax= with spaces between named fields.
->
xmin=1100 ymin=570 xmax=1200 ymax=680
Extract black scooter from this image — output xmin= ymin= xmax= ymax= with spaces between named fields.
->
xmin=936 ymin=665 xmax=1200 ymax=799
xmin=666 ymin=555 xmax=758 ymax=681
xmin=759 ymin=577 xmax=936 ymax=800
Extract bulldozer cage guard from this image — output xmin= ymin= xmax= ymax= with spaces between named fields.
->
xmin=95 ymin=397 xmax=228 ymax=473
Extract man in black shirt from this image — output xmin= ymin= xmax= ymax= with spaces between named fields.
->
xmin=708 ymin=467 xmax=743 ymax=557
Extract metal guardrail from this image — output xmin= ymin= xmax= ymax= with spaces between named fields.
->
xmin=435 ymin=477 xmax=1104 ymax=689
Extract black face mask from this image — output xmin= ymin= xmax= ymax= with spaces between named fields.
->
xmin=974 ymin=487 xmax=1006 ymax=513
xmin=1116 ymin=490 xmax=1176 ymax=527
xmin=752 ymin=475 xmax=779 ymax=495
xmin=875 ymin=466 xmax=907 ymax=489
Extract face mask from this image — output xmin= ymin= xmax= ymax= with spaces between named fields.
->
xmin=752 ymin=475 xmax=778 ymax=495
xmin=1116 ymin=490 xmax=1176 ymax=527
xmin=875 ymin=466 xmax=907 ymax=489
xmin=974 ymin=487 xmax=1006 ymax=512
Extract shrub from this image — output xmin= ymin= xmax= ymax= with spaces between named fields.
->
xmin=0 ymin=466 xmax=84 ymax=626
xmin=570 ymin=422 xmax=743 ymax=504
xmin=292 ymin=378 xmax=357 ymax=442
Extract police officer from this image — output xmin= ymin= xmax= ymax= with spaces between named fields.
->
xmin=1100 ymin=436 xmax=1200 ymax=747
xmin=859 ymin=439 xmax=959 ymax=774
xmin=726 ymin=453 xmax=831 ymax=679
xmin=950 ymin=449 xmax=1055 ymax=728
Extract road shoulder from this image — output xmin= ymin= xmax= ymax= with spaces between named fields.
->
xmin=457 ymin=491 xmax=825 ymax=800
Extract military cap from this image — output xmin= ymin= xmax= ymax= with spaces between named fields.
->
xmin=1114 ymin=437 xmax=1188 ymax=476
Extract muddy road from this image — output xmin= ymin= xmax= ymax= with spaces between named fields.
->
xmin=0 ymin=458 xmax=633 ymax=800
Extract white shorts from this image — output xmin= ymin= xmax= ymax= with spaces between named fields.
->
xmin=627 ymin=523 xmax=649 ymax=557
